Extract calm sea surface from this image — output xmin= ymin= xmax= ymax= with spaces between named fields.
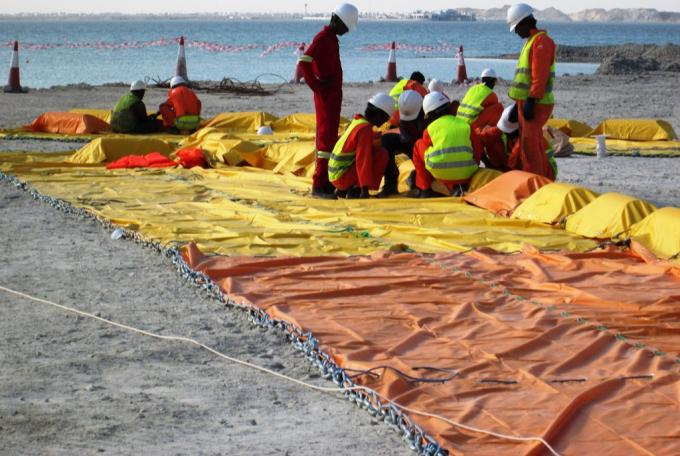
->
xmin=1 ymin=20 xmax=679 ymax=88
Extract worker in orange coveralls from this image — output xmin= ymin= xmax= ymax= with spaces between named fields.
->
xmin=299 ymin=3 xmax=359 ymax=199
xmin=328 ymin=93 xmax=394 ymax=199
xmin=506 ymin=3 xmax=557 ymax=180
xmin=477 ymin=104 xmax=521 ymax=171
xmin=158 ymin=76 xmax=202 ymax=133
xmin=411 ymin=92 xmax=483 ymax=198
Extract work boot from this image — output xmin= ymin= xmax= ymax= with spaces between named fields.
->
xmin=345 ymin=187 xmax=363 ymax=199
xmin=311 ymin=187 xmax=338 ymax=200
xmin=405 ymin=170 xmax=416 ymax=190
xmin=375 ymin=185 xmax=399 ymax=198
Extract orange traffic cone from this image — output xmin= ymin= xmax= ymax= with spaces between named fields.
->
xmin=454 ymin=45 xmax=468 ymax=85
xmin=293 ymin=42 xmax=305 ymax=84
xmin=4 ymin=40 xmax=26 ymax=94
xmin=176 ymin=36 xmax=188 ymax=81
xmin=385 ymin=41 xmax=397 ymax=82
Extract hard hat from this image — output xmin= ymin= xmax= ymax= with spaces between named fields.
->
xmin=480 ymin=68 xmax=497 ymax=79
xmin=130 ymin=80 xmax=146 ymax=91
xmin=368 ymin=92 xmax=395 ymax=117
xmin=497 ymin=104 xmax=519 ymax=134
xmin=428 ymin=79 xmax=444 ymax=93
xmin=333 ymin=3 xmax=359 ymax=32
xmin=170 ymin=75 xmax=186 ymax=88
xmin=507 ymin=3 xmax=534 ymax=32
xmin=398 ymin=90 xmax=423 ymax=121
xmin=422 ymin=91 xmax=450 ymax=116
xmin=257 ymin=125 xmax=273 ymax=135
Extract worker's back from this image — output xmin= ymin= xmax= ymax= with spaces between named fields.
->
xmin=111 ymin=92 xmax=143 ymax=133
xmin=168 ymin=86 xmax=201 ymax=118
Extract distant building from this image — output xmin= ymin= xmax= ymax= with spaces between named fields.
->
xmin=430 ymin=9 xmax=476 ymax=22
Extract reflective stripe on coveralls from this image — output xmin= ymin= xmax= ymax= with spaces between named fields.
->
xmin=509 ymin=31 xmax=555 ymax=105
xmin=328 ymin=117 xmax=370 ymax=181
xmin=456 ymin=83 xmax=493 ymax=124
xmin=425 ymin=115 xmax=478 ymax=181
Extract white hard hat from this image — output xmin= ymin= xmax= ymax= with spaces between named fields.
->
xmin=333 ymin=3 xmax=359 ymax=32
xmin=497 ymin=104 xmax=519 ymax=134
xmin=170 ymin=75 xmax=186 ymax=88
xmin=368 ymin=92 xmax=395 ymax=117
xmin=507 ymin=3 xmax=534 ymax=32
xmin=130 ymin=80 xmax=146 ymax=91
xmin=398 ymin=90 xmax=423 ymax=121
xmin=428 ymin=79 xmax=444 ymax=93
xmin=480 ymin=68 xmax=497 ymax=79
xmin=422 ymin=91 xmax=450 ymax=116
xmin=257 ymin=125 xmax=273 ymax=135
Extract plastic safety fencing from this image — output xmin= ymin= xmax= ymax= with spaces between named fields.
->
xmin=0 ymin=151 xmax=599 ymax=257
xmin=183 ymin=243 xmax=680 ymax=456
xmin=0 ymin=171 xmax=450 ymax=456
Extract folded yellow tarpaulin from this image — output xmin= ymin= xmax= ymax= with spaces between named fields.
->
xmin=589 ymin=118 xmax=677 ymax=141
xmin=546 ymin=118 xmax=592 ymax=137
xmin=570 ymin=137 xmax=680 ymax=156
xmin=0 ymin=151 xmax=598 ymax=257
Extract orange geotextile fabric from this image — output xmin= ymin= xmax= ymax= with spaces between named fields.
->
xmin=464 ymin=170 xmax=553 ymax=216
xmin=183 ymin=243 xmax=680 ymax=455
xmin=29 ymin=112 xmax=111 ymax=134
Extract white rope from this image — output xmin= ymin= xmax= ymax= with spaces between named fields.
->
xmin=0 ymin=284 xmax=560 ymax=456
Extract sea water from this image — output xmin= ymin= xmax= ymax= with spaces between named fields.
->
xmin=0 ymin=20 xmax=678 ymax=88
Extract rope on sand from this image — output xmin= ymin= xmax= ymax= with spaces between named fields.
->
xmin=0 ymin=283 xmax=562 ymax=456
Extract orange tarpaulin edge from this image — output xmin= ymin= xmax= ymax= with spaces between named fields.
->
xmin=182 ymin=243 xmax=680 ymax=455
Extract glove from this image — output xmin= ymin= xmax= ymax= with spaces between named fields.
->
xmin=508 ymin=104 xmax=519 ymax=123
xmin=523 ymin=98 xmax=535 ymax=121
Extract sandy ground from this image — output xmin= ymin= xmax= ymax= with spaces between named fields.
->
xmin=0 ymin=73 xmax=679 ymax=455
xmin=0 ymin=184 xmax=408 ymax=455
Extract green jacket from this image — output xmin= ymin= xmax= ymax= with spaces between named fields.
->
xmin=111 ymin=92 xmax=148 ymax=133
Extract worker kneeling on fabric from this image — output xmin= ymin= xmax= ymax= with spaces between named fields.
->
xmin=159 ymin=76 xmax=202 ymax=133
xmin=378 ymin=90 xmax=426 ymax=197
xmin=328 ymin=93 xmax=394 ymax=199
xmin=411 ymin=92 xmax=483 ymax=198
xmin=111 ymin=80 xmax=162 ymax=134
xmin=457 ymin=68 xmax=503 ymax=130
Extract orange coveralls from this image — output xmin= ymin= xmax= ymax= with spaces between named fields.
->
xmin=159 ymin=86 xmax=201 ymax=128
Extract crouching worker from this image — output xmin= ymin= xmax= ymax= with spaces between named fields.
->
xmin=329 ymin=93 xmax=394 ymax=199
xmin=411 ymin=92 xmax=482 ymax=198
xmin=159 ymin=76 xmax=202 ymax=133
xmin=111 ymin=80 xmax=161 ymax=134
xmin=477 ymin=104 xmax=520 ymax=171
xmin=378 ymin=90 xmax=425 ymax=197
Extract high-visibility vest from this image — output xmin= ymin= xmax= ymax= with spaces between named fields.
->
xmin=508 ymin=31 xmax=555 ymax=105
xmin=456 ymin=83 xmax=493 ymax=124
xmin=389 ymin=79 xmax=409 ymax=99
xmin=328 ymin=117 xmax=370 ymax=181
xmin=425 ymin=115 xmax=478 ymax=181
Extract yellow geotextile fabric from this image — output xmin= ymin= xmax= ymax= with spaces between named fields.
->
xmin=0 ymin=152 xmax=598 ymax=256
xmin=565 ymin=192 xmax=657 ymax=239
xmin=201 ymin=112 xmax=278 ymax=132
xmin=0 ymin=128 xmax=185 ymax=145
xmin=590 ymin=118 xmax=677 ymax=141
xmin=546 ymin=118 xmax=592 ymax=137
xmin=570 ymin=137 xmax=680 ymax=156
xmin=512 ymin=183 xmax=598 ymax=224
xmin=630 ymin=207 xmax=680 ymax=260
xmin=68 ymin=138 xmax=175 ymax=164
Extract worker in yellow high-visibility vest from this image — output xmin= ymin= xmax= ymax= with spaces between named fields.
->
xmin=328 ymin=93 xmax=394 ymax=199
xmin=456 ymin=68 xmax=503 ymax=130
xmin=411 ymin=92 xmax=483 ymax=198
xmin=506 ymin=3 xmax=557 ymax=180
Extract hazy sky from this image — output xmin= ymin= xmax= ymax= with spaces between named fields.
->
xmin=5 ymin=1 xmax=680 ymax=14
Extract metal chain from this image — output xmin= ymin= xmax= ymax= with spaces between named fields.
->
xmin=0 ymin=170 xmax=450 ymax=456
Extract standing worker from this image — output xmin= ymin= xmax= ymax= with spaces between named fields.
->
xmin=411 ymin=92 xmax=482 ymax=198
xmin=328 ymin=93 xmax=394 ymax=199
xmin=456 ymin=68 xmax=503 ymax=130
xmin=506 ymin=3 xmax=556 ymax=180
xmin=299 ymin=3 xmax=359 ymax=199
xmin=158 ymin=76 xmax=202 ymax=133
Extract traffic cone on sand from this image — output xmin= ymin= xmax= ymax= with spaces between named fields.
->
xmin=293 ymin=43 xmax=305 ymax=84
xmin=176 ymin=36 xmax=188 ymax=81
xmin=454 ymin=45 xmax=468 ymax=85
xmin=385 ymin=41 xmax=398 ymax=82
xmin=4 ymin=40 xmax=26 ymax=93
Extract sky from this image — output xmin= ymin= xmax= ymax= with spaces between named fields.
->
xmin=4 ymin=0 xmax=680 ymax=14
